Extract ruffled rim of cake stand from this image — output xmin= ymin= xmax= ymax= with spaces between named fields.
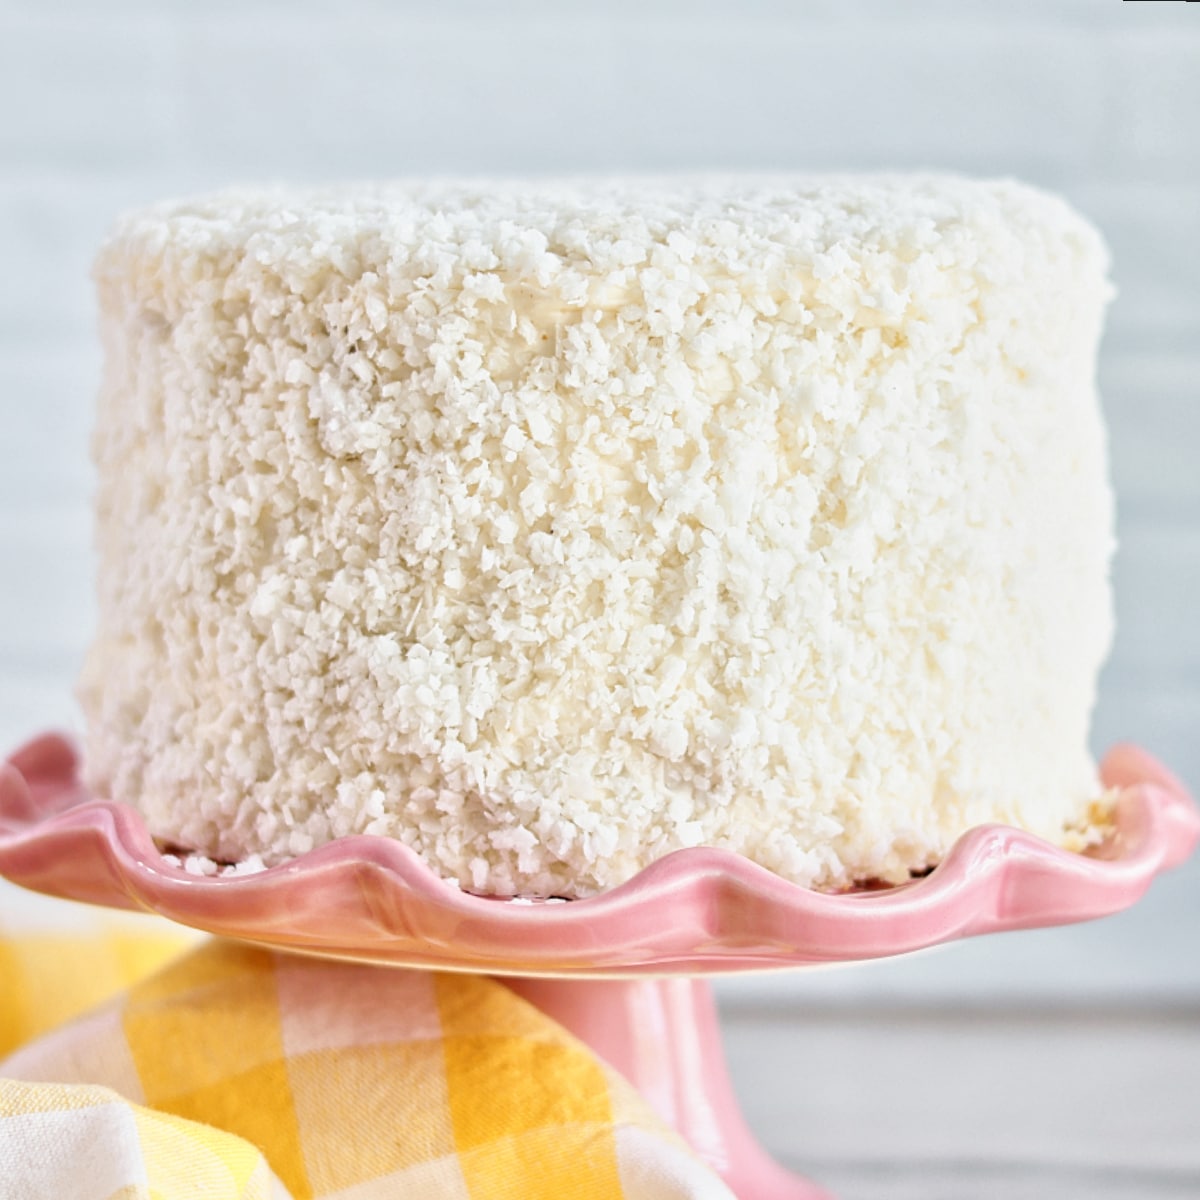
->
xmin=0 ymin=733 xmax=1196 ymax=976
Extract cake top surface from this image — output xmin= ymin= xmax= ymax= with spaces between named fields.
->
xmin=102 ymin=174 xmax=1107 ymax=281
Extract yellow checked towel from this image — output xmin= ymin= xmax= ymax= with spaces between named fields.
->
xmin=0 ymin=900 xmax=732 ymax=1199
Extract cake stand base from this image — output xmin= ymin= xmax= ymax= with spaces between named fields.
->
xmin=504 ymin=975 xmax=830 ymax=1199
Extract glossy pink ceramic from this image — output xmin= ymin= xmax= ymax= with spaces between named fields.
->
xmin=1 ymin=733 xmax=1196 ymax=1199
xmin=0 ymin=733 xmax=1196 ymax=975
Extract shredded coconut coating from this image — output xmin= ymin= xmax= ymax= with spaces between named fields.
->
xmin=79 ymin=177 xmax=1115 ymax=896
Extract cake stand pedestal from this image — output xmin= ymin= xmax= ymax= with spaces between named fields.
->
xmin=1 ymin=733 xmax=1197 ymax=1199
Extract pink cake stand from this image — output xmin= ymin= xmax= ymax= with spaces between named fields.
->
xmin=1 ymin=733 xmax=1197 ymax=1199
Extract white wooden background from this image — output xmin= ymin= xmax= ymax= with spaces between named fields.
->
xmin=0 ymin=4 xmax=1196 ymax=1194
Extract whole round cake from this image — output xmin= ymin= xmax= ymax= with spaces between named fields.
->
xmin=79 ymin=176 xmax=1115 ymax=897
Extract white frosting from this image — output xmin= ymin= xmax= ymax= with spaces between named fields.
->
xmin=79 ymin=176 xmax=1115 ymax=896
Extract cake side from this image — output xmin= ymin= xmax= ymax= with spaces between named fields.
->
xmin=78 ymin=177 xmax=1115 ymax=896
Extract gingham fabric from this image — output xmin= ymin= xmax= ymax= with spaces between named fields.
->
xmin=0 ymin=902 xmax=732 ymax=1199
xmin=0 ymin=1079 xmax=289 ymax=1199
xmin=0 ymin=919 xmax=192 ymax=1060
